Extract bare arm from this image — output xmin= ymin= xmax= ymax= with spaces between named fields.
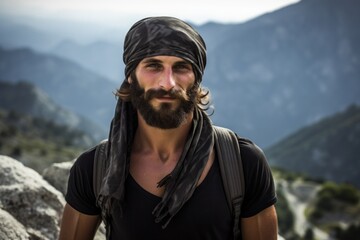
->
xmin=59 ymin=203 xmax=102 ymax=240
xmin=241 ymin=205 xmax=278 ymax=240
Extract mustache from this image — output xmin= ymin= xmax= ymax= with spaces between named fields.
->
xmin=144 ymin=88 xmax=190 ymax=101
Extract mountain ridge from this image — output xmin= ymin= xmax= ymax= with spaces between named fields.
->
xmin=0 ymin=80 xmax=106 ymax=142
xmin=266 ymin=104 xmax=360 ymax=188
xmin=0 ymin=0 xmax=359 ymax=148
xmin=197 ymin=0 xmax=360 ymax=147
xmin=0 ymin=46 xmax=118 ymax=131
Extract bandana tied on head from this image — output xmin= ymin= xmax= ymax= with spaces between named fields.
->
xmin=123 ymin=16 xmax=207 ymax=83
xmin=97 ymin=16 xmax=213 ymax=229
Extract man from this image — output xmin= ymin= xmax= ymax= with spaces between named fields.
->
xmin=59 ymin=16 xmax=278 ymax=240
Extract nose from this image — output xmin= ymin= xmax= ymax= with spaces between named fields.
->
xmin=159 ymin=68 xmax=176 ymax=91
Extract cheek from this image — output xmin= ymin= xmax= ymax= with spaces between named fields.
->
xmin=178 ymin=73 xmax=196 ymax=89
xmin=136 ymin=73 xmax=160 ymax=89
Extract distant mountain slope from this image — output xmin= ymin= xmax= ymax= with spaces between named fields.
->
xmin=0 ymin=81 xmax=106 ymax=142
xmin=0 ymin=47 xmax=117 ymax=131
xmin=0 ymin=14 xmax=125 ymax=51
xmin=197 ymin=0 xmax=360 ymax=147
xmin=0 ymin=109 xmax=84 ymax=173
xmin=266 ymin=104 xmax=360 ymax=188
xmin=0 ymin=17 xmax=60 ymax=51
xmin=0 ymin=0 xmax=359 ymax=148
xmin=46 ymin=0 xmax=360 ymax=147
xmin=51 ymin=40 xmax=123 ymax=82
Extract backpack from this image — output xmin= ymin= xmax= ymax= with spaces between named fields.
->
xmin=93 ymin=126 xmax=245 ymax=239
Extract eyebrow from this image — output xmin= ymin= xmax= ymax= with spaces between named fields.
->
xmin=141 ymin=57 xmax=191 ymax=65
xmin=141 ymin=58 xmax=162 ymax=64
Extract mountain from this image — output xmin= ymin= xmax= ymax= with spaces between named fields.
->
xmin=197 ymin=0 xmax=360 ymax=147
xmin=0 ymin=14 xmax=126 ymax=52
xmin=0 ymin=81 xmax=106 ymax=142
xmin=51 ymin=39 xmax=123 ymax=82
xmin=0 ymin=16 xmax=60 ymax=51
xmin=0 ymin=47 xmax=118 ymax=131
xmin=0 ymin=109 xmax=85 ymax=173
xmin=266 ymin=104 xmax=360 ymax=188
xmin=0 ymin=0 xmax=359 ymax=148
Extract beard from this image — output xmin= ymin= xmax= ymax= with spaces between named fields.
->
xmin=130 ymin=77 xmax=197 ymax=129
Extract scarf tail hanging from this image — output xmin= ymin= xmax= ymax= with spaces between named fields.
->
xmin=152 ymin=109 xmax=214 ymax=228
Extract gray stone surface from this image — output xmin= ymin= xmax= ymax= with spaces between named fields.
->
xmin=0 ymin=208 xmax=30 ymax=240
xmin=0 ymin=155 xmax=65 ymax=239
xmin=42 ymin=160 xmax=74 ymax=195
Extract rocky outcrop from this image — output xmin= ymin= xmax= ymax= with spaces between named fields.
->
xmin=0 ymin=155 xmax=65 ymax=240
xmin=42 ymin=160 xmax=74 ymax=195
xmin=42 ymin=160 xmax=107 ymax=240
xmin=0 ymin=208 xmax=30 ymax=239
xmin=0 ymin=155 xmax=106 ymax=240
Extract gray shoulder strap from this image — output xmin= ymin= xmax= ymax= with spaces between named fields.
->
xmin=93 ymin=139 xmax=108 ymax=200
xmin=213 ymin=126 xmax=245 ymax=240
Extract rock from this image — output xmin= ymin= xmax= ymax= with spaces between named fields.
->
xmin=43 ymin=159 xmax=106 ymax=239
xmin=42 ymin=160 xmax=74 ymax=195
xmin=0 ymin=155 xmax=65 ymax=239
xmin=0 ymin=208 xmax=30 ymax=240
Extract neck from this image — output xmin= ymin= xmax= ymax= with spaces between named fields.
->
xmin=133 ymin=111 xmax=193 ymax=162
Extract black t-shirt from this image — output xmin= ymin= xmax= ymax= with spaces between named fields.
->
xmin=65 ymin=137 xmax=277 ymax=239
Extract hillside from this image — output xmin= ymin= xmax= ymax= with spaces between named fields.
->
xmin=0 ymin=0 xmax=359 ymax=149
xmin=51 ymin=40 xmax=123 ymax=81
xmin=266 ymin=104 xmax=360 ymax=188
xmin=0 ymin=16 xmax=60 ymax=51
xmin=197 ymin=0 xmax=360 ymax=147
xmin=0 ymin=47 xmax=118 ymax=130
xmin=0 ymin=109 xmax=86 ymax=173
xmin=0 ymin=81 xmax=106 ymax=142
xmin=274 ymin=171 xmax=360 ymax=239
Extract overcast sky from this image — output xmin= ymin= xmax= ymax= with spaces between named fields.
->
xmin=0 ymin=0 xmax=300 ymax=27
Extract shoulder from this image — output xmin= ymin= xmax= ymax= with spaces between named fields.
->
xmin=235 ymin=135 xmax=273 ymax=185
xmin=72 ymin=145 xmax=97 ymax=171
xmin=234 ymin=135 xmax=277 ymax=217
xmin=68 ymin=145 xmax=97 ymax=192
xmin=65 ymin=145 xmax=101 ymax=215
xmin=213 ymin=126 xmax=268 ymax=168
xmin=236 ymin=135 xmax=267 ymax=167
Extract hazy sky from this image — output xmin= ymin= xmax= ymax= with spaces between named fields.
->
xmin=0 ymin=0 xmax=300 ymax=26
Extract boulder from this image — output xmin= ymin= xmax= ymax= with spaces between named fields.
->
xmin=43 ymin=159 xmax=106 ymax=239
xmin=0 ymin=155 xmax=65 ymax=239
xmin=0 ymin=208 xmax=30 ymax=240
xmin=43 ymin=160 xmax=74 ymax=195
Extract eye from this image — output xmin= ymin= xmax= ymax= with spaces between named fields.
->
xmin=146 ymin=62 xmax=163 ymax=71
xmin=173 ymin=63 xmax=192 ymax=73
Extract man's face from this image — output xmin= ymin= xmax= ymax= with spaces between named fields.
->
xmin=130 ymin=55 xmax=197 ymax=129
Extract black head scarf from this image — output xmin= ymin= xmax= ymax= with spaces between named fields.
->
xmin=123 ymin=16 xmax=207 ymax=83
xmin=98 ymin=16 xmax=213 ymax=229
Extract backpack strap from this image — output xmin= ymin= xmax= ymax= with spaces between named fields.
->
xmin=213 ymin=126 xmax=245 ymax=240
xmin=93 ymin=139 xmax=111 ymax=239
xmin=93 ymin=139 xmax=108 ymax=199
